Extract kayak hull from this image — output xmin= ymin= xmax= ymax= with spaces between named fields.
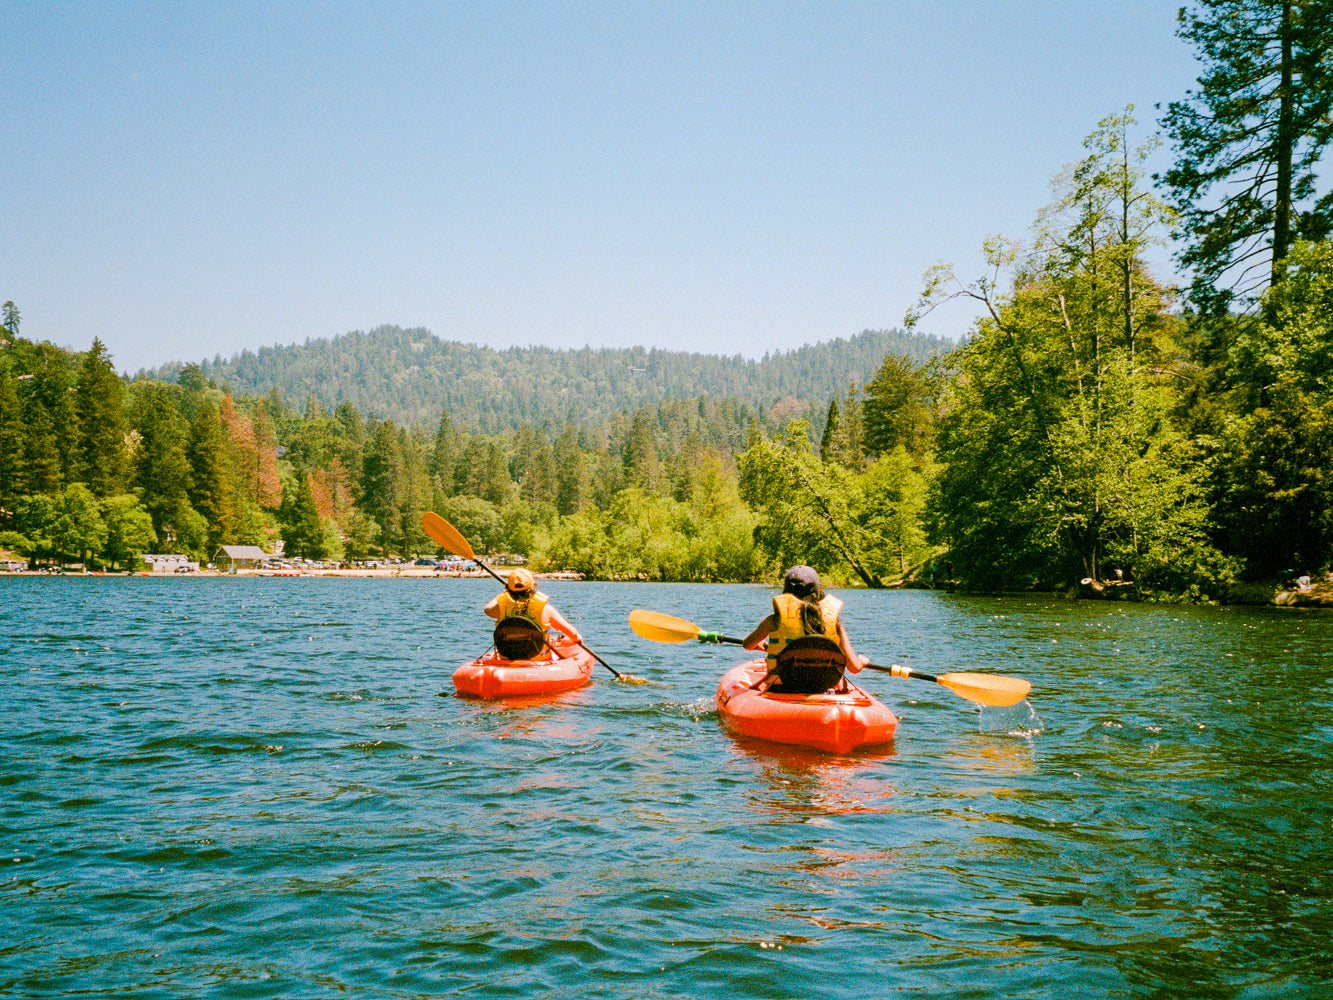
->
xmin=716 ymin=660 xmax=898 ymax=753
xmin=453 ymin=638 xmax=594 ymax=698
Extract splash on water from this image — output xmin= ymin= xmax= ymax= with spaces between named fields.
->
xmin=978 ymin=698 xmax=1042 ymax=736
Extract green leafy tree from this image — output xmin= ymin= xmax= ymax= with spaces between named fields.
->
xmin=738 ymin=421 xmax=883 ymax=586
xmin=440 ymin=494 xmax=503 ymax=554
xmin=1160 ymin=1 xmax=1333 ymax=312
xmin=429 ymin=409 xmax=462 ymax=494
xmin=13 ymin=494 xmax=57 ymax=566
xmin=51 ymin=483 xmax=107 ymax=565
xmin=361 ymin=420 xmax=404 ymax=552
xmin=101 ymin=493 xmax=157 ymax=570
xmin=395 ymin=425 xmax=432 ymax=553
xmin=339 ymin=509 xmax=379 ymax=562
xmin=18 ymin=347 xmax=78 ymax=495
xmin=916 ymin=115 xmax=1231 ymax=596
xmin=554 ymin=421 xmax=590 ymax=514
xmin=0 ymin=371 xmax=22 ymax=515
xmin=854 ymin=448 xmax=932 ymax=575
xmin=1208 ymin=237 xmax=1333 ymax=574
xmin=819 ymin=399 xmax=841 ymax=461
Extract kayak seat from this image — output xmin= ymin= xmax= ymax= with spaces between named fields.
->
xmin=770 ymin=636 xmax=847 ymax=694
xmin=493 ymin=617 xmax=548 ymax=661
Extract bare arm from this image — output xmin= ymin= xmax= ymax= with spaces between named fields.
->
xmin=484 ymin=595 xmax=502 ymax=620
xmin=544 ymin=605 xmax=582 ymax=644
xmin=743 ymin=613 xmax=778 ymax=651
xmin=837 ymin=621 xmax=864 ymax=673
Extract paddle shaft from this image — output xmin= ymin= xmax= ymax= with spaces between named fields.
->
xmin=861 ymin=662 xmax=937 ymax=681
xmin=696 ymin=625 xmax=937 ymax=683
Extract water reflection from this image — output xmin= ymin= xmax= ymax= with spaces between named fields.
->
xmin=725 ymin=736 xmax=897 ymax=817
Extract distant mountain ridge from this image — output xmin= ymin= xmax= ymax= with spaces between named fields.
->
xmin=142 ymin=326 xmax=951 ymax=432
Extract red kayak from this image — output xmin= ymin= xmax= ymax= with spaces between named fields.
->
xmin=716 ymin=660 xmax=898 ymax=753
xmin=452 ymin=636 xmax=594 ymax=699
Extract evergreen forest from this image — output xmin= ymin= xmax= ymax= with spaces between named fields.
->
xmin=3 ymin=2 xmax=1332 ymax=600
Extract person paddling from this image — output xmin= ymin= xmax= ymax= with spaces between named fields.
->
xmin=484 ymin=567 xmax=582 ymax=658
xmin=742 ymin=565 xmax=866 ymax=692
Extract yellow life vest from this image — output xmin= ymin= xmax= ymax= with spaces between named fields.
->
xmin=493 ymin=590 xmax=550 ymax=630
xmin=766 ymin=592 xmax=842 ymax=665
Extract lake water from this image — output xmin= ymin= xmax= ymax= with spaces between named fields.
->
xmin=3 ymin=577 xmax=1331 ymax=999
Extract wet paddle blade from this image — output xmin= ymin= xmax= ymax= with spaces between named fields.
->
xmin=936 ymin=671 xmax=1031 ymax=707
xmin=422 ymin=511 xmax=476 ymax=561
xmin=628 ymin=609 xmax=701 ymax=643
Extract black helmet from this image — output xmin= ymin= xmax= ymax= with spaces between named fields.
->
xmin=782 ymin=565 xmax=821 ymax=599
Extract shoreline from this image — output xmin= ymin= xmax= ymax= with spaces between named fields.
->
xmin=2 ymin=567 xmax=582 ymax=581
xmin=4 ymin=568 xmax=1330 ymax=607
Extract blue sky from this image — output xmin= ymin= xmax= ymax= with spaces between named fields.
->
xmin=5 ymin=2 xmax=1201 ymax=374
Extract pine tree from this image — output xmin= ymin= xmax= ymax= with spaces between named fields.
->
xmin=1160 ymin=0 xmax=1333 ymax=312
xmin=75 ymin=338 xmax=128 ymax=497
xmin=132 ymin=383 xmax=197 ymax=550
xmin=0 ymin=372 xmax=22 ymax=515
xmin=187 ymin=397 xmax=234 ymax=548
xmin=278 ymin=472 xmax=326 ymax=560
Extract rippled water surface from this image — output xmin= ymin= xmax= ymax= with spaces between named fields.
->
xmin=3 ymin=577 xmax=1331 ymax=998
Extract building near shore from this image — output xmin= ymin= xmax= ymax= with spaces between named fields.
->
xmin=142 ymin=553 xmax=200 ymax=573
xmin=213 ymin=545 xmax=270 ymax=571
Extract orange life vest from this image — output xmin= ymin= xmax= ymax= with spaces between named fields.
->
xmin=766 ymin=592 xmax=842 ymax=666
xmin=493 ymin=590 xmax=551 ymax=630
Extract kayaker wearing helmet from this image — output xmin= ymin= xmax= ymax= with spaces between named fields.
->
xmin=742 ymin=565 xmax=866 ymax=686
xmin=484 ymin=567 xmax=582 ymax=644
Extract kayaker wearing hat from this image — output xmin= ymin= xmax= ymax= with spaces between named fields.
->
xmin=742 ymin=565 xmax=866 ymax=682
xmin=484 ymin=567 xmax=582 ymax=645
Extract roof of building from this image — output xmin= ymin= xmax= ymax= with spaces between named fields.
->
xmin=214 ymin=545 xmax=270 ymax=560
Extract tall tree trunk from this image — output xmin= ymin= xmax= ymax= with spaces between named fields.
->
xmin=1273 ymin=0 xmax=1295 ymax=279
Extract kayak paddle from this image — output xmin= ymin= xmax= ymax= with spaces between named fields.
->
xmin=627 ymin=608 xmax=1031 ymax=707
xmin=421 ymin=510 xmax=623 ymax=680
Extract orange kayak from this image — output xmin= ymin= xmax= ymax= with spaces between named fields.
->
xmin=452 ymin=637 xmax=594 ymax=698
xmin=716 ymin=660 xmax=898 ymax=753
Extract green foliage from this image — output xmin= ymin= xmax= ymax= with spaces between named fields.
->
xmin=439 ymin=495 xmax=504 ymax=555
xmin=75 ymin=338 xmax=128 ymax=497
xmin=740 ymin=422 xmax=886 ymax=586
xmin=922 ymin=113 xmax=1232 ymax=594
xmin=146 ymin=326 xmax=950 ymax=431
xmin=101 ymin=494 xmax=157 ymax=571
xmin=863 ymin=356 xmax=935 ymax=460
xmin=278 ymin=473 xmax=327 ymax=560
xmin=1160 ymin=1 xmax=1333 ymax=310
xmin=14 ymin=494 xmax=57 ymax=565
xmin=51 ymin=483 xmax=107 ymax=564
xmin=1207 ymin=238 xmax=1333 ymax=576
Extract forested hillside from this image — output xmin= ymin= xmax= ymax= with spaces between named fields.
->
xmin=141 ymin=327 xmax=946 ymax=432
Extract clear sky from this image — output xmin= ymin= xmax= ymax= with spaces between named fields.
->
xmin=5 ymin=2 xmax=1201 ymax=375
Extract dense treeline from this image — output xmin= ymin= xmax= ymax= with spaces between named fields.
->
xmin=0 ymin=312 xmax=944 ymax=581
xmin=142 ymin=327 xmax=947 ymax=431
xmin=4 ymin=2 xmax=1331 ymax=597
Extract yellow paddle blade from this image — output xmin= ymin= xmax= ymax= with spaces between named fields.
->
xmin=936 ymin=671 xmax=1031 ymax=707
xmin=422 ymin=511 xmax=476 ymax=560
xmin=628 ymin=609 xmax=702 ymax=643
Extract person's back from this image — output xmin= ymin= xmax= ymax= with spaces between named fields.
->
xmin=742 ymin=565 xmax=865 ymax=693
xmin=484 ymin=567 xmax=582 ymax=657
